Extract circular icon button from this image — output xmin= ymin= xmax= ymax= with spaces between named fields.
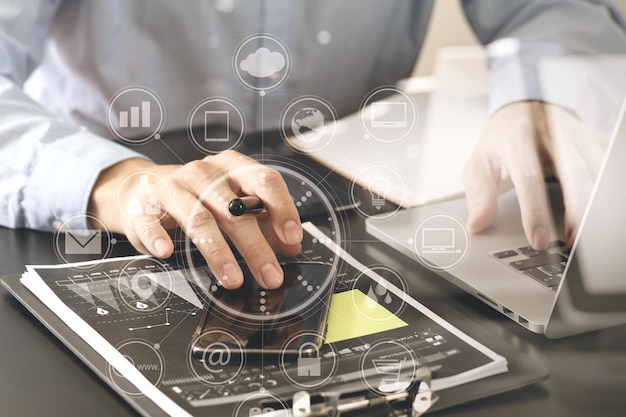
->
xmin=187 ymin=97 xmax=246 ymax=154
xmin=411 ymin=214 xmax=470 ymax=270
xmin=187 ymin=329 xmax=245 ymax=386
xmin=350 ymin=164 xmax=406 ymax=219
xmin=350 ymin=265 xmax=408 ymax=322
xmin=232 ymin=391 xmax=288 ymax=417
xmin=360 ymin=86 xmax=418 ymax=144
xmin=116 ymin=170 xmax=173 ymax=226
xmin=279 ymin=331 xmax=337 ymax=389
xmin=107 ymin=86 xmax=165 ymax=144
xmin=116 ymin=258 xmax=173 ymax=314
xmin=233 ymin=34 xmax=291 ymax=94
xmin=53 ymin=214 xmax=114 ymax=268
xmin=280 ymin=96 xmax=338 ymax=153
xmin=360 ymin=340 xmax=419 ymax=396
xmin=107 ymin=339 xmax=165 ymax=397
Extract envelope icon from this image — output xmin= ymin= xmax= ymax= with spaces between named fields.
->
xmin=65 ymin=229 xmax=102 ymax=255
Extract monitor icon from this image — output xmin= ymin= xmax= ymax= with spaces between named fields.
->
xmin=421 ymin=228 xmax=455 ymax=254
xmin=371 ymin=102 xmax=407 ymax=128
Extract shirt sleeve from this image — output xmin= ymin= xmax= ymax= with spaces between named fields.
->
xmin=461 ymin=0 xmax=626 ymax=114
xmin=0 ymin=0 xmax=147 ymax=231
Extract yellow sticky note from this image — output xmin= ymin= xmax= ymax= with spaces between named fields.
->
xmin=325 ymin=289 xmax=408 ymax=344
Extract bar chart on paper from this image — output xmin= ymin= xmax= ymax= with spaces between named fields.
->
xmin=119 ymin=101 xmax=151 ymax=128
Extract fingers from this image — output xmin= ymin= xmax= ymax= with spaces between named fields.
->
xmin=464 ymin=102 xmax=551 ymax=250
xmin=214 ymin=151 xmax=303 ymax=249
xmin=165 ymin=171 xmax=273 ymax=289
xmin=119 ymin=151 xmax=301 ymax=290
xmin=219 ymin=213 xmax=285 ymax=289
xmin=123 ymin=189 xmax=244 ymax=289
xmin=205 ymin=152 xmax=302 ymax=288
xmin=500 ymin=106 xmax=552 ymax=250
xmin=549 ymin=127 xmax=604 ymax=246
xmin=463 ymin=150 xmax=501 ymax=234
xmin=257 ymin=213 xmax=302 ymax=256
xmin=504 ymin=145 xmax=551 ymax=250
xmin=129 ymin=212 xmax=175 ymax=258
xmin=183 ymin=197 xmax=247 ymax=288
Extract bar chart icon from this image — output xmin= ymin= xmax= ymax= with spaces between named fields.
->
xmin=107 ymin=87 xmax=164 ymax=144
xmin=119 ymin=101 xmax=151 ymax=128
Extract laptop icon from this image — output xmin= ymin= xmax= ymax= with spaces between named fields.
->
xmin=421 ymin=228 xmax=455 ymax=254
xmin=366 ymin=100 xmax=626 ymax=338
xmin=371 ymin=102 xmax=407 ymax=128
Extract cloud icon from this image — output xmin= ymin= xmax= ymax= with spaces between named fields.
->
xmin=239 ymin=47 xmax=286 ymax=78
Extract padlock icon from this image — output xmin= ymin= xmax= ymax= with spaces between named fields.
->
xmin=297 ymin=342 xmax=321 ymax=377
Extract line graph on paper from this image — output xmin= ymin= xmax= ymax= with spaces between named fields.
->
xmin=50 ymin=258 xmax=203 ymax=337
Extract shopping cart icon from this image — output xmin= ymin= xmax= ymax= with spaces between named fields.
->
xmin=371 ymin=357 xmax=411 ymax=392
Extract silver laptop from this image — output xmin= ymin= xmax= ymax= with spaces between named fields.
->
xmin=366 ymin=101 xmax=626 ymax=338
xmin=287 ymin=47 xmax=489 ymax=208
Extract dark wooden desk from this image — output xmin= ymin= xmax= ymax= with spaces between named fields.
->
xmin=1 ymin=133 xmax=624 ymax=417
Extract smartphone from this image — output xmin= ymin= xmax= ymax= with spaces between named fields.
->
xmin=191 ymin=261 xmax=335 ymax=360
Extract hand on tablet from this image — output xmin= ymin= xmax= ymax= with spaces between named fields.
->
xmin=88 ymin=150 xmax=303 ymax=290
xmin=463 ymin=101 xmax=609 ymax=249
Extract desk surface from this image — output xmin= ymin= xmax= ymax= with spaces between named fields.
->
xmin=1 ymin=134 xmax=625 ymax=417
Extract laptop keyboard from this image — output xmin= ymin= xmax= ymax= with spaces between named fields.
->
xmin=492 ymin=241 xmax=569 ymax=291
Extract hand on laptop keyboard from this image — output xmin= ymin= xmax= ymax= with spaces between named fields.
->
xmin=463 ymin=101 xmax=609 ymax=249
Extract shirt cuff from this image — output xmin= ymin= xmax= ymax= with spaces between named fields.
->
xmin=486 ymin=38 xmax=558 ymax=115
xmin=24 ymin=129 xmax=149 ymax=231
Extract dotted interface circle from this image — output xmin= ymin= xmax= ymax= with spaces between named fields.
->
xmin=232 ymin=391 xmax=288 ymax=417
xmin=181 ymin=162 xmax=342 ymax=324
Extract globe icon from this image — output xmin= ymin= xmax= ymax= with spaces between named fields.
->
xmin=291 ymin=107 xmax=326 ymax=142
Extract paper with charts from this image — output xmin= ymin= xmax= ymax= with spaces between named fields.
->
xmin=20 ymin=222 xmax=507 ymax=416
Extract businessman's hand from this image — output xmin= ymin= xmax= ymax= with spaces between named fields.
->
xmin=88 ymin=150 xmax=303 ymax=289
xmin=463 ymin=101 xmax=608 ymax=249
xmin=195 ymin=266 xmax=304 ymax=349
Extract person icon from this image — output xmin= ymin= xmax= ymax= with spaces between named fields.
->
xmin=136 ymin=174 xmax=153 ymax=195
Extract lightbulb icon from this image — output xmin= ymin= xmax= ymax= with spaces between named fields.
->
xmin=367 ymin=176 xmax=389 ymax=210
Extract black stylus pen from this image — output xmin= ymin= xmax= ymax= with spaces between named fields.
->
xmin=228 ymin=196 xmax=265 ymax=216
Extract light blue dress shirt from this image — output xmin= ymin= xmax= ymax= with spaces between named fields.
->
xmin=1 ymin=0 xmax=625 ymax=231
